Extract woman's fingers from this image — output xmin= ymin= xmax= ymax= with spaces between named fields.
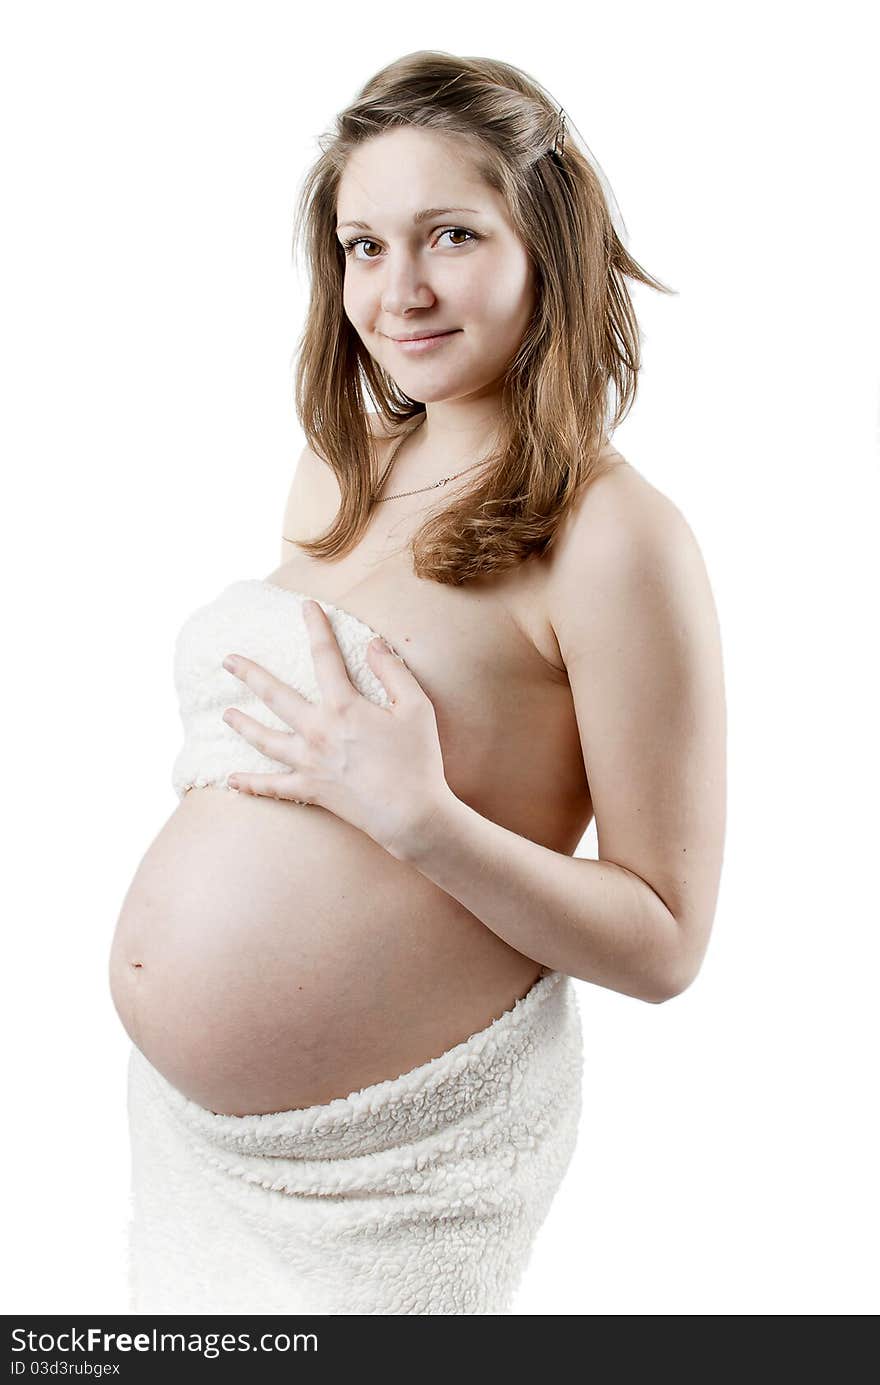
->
xmin=221 ymin=707 xmax=300 ymax=767
xmin=222 ymin=653 xmax=311 ymax=732
xmin=301 ymin=601 xmax=359 ymax=710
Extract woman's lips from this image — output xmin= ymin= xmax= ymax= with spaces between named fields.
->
xmin=390 ymin=330 xmax=461 ymax=354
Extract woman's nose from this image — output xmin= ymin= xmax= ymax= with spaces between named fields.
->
xmin=380 ymin=257 xmax=436 ymax=315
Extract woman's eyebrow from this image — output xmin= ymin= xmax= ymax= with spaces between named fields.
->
xmin=336 ymin=206 xmax=484 ymax=232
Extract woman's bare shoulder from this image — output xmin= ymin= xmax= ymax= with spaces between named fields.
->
xmin=546 ymin=449 xmax=698 ymax=591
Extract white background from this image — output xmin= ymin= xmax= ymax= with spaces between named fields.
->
xmin=2 ymin=0 xmax=877 ymax=1316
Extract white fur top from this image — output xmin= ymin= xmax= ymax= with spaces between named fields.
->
xmin=170 ymin=580 xmax=400 ymax=800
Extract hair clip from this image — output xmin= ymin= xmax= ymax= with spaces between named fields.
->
xmin=546 ymin=105 xmax=566 ymax=166
xmin=553 ymin=106 xmax=567 ymax=159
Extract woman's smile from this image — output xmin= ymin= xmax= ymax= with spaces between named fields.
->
xmin=389 ymin=328 xmax=462 ymax=353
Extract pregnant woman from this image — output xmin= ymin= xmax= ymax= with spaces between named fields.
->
xmin=108 ymin=50 xmax=726 ymax=1316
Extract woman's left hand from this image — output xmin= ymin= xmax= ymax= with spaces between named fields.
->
xmin=219 ymin=599 xmax=451 ymax=860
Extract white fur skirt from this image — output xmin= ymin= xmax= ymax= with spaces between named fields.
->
xmin=125 ymin=970 xmax=583 ymax=1315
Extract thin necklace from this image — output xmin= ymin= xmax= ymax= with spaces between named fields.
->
xmin=376 ymin=461 xmax=486 ymax=502
xmin=375 ymin=422 xmax=485 ymax=502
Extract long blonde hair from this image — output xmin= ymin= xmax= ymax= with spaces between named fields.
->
xmin=290 ymin=50 xmax=675 ymax=585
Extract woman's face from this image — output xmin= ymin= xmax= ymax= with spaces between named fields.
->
xmin=335 ymin=128 xmax=537 ymax=403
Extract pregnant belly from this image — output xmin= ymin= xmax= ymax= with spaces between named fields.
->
xmin=108 ymin=786 xmax=542 ymax=1116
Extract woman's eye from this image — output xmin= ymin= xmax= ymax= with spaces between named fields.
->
xmin=341 ymin=228 xmax=479 ymax=260
xmin=442 ymin=228 xmax=474 ymax=247
xmin=345 ymin=238 xmax=381 ymax=260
